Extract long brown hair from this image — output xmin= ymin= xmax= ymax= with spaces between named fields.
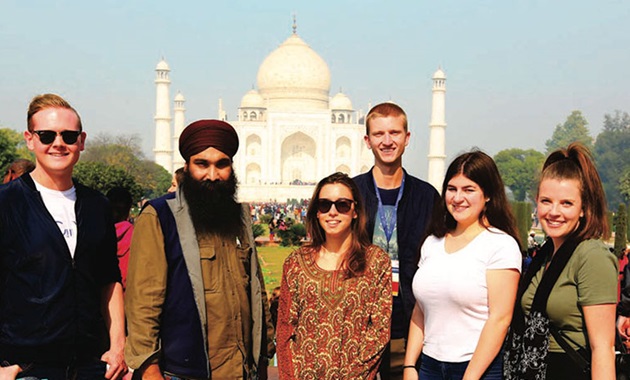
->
xmin=305 ymin=172 xmax=371 ymax=278
xmin=423 ymin=150 xmax=521 ymax=248
xmin=539 ymin=142 xmax=609 ymax=240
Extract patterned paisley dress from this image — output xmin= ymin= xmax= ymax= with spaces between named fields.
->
xmin=277 ymin=245 xmax=392 ymax=379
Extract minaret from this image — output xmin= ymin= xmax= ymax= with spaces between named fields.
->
xmin=427 ymin=67 xmax=447 ymax=190
xmin=218 ymin=98 xmax=227 ymax=121
xmin=172 ymin=91 xmax=186 ymax=171
xmin=154 ymin=58 xmax=173 ymax=173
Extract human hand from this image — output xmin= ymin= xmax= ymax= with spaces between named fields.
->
xmin=403 ymin=366 xmax=418 ymax=380
xmin=617 ymin=316 xmax=630 ymax=340
xmin=0 ymin=365 xmax=21 ymax=380
xmin=101 ymin=348 xmax=127 ymax=380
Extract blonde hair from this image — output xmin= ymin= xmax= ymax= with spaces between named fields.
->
xmin=27 ymin=93 xmax=82 ymax=132
xmin=365 ymin=102 xmax=408 ymax=134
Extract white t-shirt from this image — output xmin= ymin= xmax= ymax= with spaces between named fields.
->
xmin=33 ymin=178 xmax=78 ymax=258
xmin=412 ymin=228 xmax=521 ymax=362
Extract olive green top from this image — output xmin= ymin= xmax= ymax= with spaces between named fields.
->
xmin=521 ymin=239 xmax=618 ymax=352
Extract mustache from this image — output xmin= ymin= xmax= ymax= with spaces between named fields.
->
xmin=181 ymin=169 xmax=241 ymax=237
xmin=199 ymin=178 xmax=233 ymax=193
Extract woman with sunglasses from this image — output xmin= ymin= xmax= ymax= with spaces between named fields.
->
xmin=404 ymin=151 xmax=522 ymax=380
xmin=277 ymin=172 xmax=392 ymax=379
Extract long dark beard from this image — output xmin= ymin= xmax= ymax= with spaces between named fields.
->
xmin=181 ymin=170 xmax=242 ymax=237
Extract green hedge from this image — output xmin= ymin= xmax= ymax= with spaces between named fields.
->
xmin=615 ymin=203 xmax=628 ymax=258
xmin=510 ymin=201 xmax=532 ymax=251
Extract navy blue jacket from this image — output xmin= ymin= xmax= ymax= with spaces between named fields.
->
xmin=354 ymin=168 xmax=439 ymax=339
xmin=0 ymin=174 xmax=121 ymax=364
xmin=148 ymin=194 xmax=210 ymax=378
xmin=144 ymin=193 xmax=271 ymax=379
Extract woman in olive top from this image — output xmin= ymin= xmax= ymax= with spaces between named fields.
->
xmin=504 ymin=142 xmax=618 ymax=380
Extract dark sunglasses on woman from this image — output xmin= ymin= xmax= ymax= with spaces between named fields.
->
xmin=32 ymin=130 xmax=81 ymax=145
xmin=317 ymin=198 xmax=355 ymax=214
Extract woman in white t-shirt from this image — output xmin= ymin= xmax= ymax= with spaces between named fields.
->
xmin=403 ymin=150 xmax=522 ymax=380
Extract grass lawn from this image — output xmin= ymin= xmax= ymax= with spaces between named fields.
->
xmin=257 ymin=245 xmax=296 ymax=292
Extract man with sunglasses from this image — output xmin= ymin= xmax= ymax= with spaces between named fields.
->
xmin=125 ymin=119 xmax=274 ymax=380
xmin=354 ymin=102 xmax=439 ymax=379
xmin=0 ymin=94 xmax=126 ymax=380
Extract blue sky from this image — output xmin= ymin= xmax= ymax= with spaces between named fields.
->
xmin=1 ymin=0 xmax=628 ymax=178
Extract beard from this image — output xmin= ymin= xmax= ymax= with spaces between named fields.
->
xmin=181 ymin=169 xmax=242 ymax=238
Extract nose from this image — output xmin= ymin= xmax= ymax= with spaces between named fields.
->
xmin=548 ymin=203 xmax=560 ymax=216
xmin=328 ymin=204 xmax=339 ymax=216
xmin=206 ymin=166 xmax=220 ymax=181
xmin=452 ymin=190 xmax=464 ymax=202
xmin=383 ymin=133 xmax=393 ymax=144
xmin=52 ymin=133 xmax=66 ymax=146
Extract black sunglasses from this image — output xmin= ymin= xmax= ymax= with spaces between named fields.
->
xmin=32 ymin=130 xmax=81 ymax=145
xmin=317 ymin=198 xmax=355 ymax=214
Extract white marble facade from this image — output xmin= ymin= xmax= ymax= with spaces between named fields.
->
xmin=154 ymin=25 xmax=445 ymax=201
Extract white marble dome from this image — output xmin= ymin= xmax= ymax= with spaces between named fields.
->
xmin=240 ymin=89 xmax=265 ymax=108
xmin=330 ymin=92 xmax=353 ymax=110
xmin=433 ymin=68 xmax=446 ymax=79
xmin=174 ymin=92 xmax=185 ymax=101
xmin=257 ymin=33 xmax=331 ymax=110
xmin=156 ymin=59 xmax=170 ymax=71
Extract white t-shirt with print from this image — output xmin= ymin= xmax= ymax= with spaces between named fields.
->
xmin=33 ymin=178 xmax=78 ymax=258
xmin=412 ymin=228 xmax=521 ymax=362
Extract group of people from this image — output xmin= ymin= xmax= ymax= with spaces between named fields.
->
xmin=0 ymin=93 xmax=622 ymax=380
xmin=276 ymin=102 xmax=620 ymax=380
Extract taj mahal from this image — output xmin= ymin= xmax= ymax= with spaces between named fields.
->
xmin=152 ymin=24 xmax=447 ymax=202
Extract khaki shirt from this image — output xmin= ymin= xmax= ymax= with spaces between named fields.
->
xmin=125 ymin=205 xmax=264 ymax=379
xmin=199 ymin=233 xmax=252 ymax=378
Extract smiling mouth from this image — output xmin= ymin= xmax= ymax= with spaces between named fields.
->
xmin=545 ymin=219 xmax=564 ymax=227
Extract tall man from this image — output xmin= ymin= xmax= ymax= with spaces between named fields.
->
xmin=0 ymin=94 xmax=126 ymax=379
xmin=125 ymin=119 xmax=274 ymax=380
xmin=354 ymin=102 xmax=439 ymax=379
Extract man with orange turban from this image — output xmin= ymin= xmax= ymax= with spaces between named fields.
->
xmin=125 ymin=120 xmax=275 ymax=379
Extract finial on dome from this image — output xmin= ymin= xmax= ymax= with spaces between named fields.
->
xmin=292 ymin=13 xmax=297 ymax=35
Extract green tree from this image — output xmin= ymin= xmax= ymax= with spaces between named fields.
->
xmin=615 ymin=204 xmax=628 ymax=259
xmin=259 ymin=214 xmax=272 ymax=224
xmin=251 ymin=223 xmax=265 ymax=239
xmin=278 ymin=223 xmax=307 ymax=247
xmin=0 ymin=128 xmax=24 ymax=169
xmin=81 ymin=134 xmax=171 ymax=200
xmin=74 ymin=161 xmax=143 ymax=201
xmin=603 ymin=110 xmax=630 ymax=132
xmin=593 ymin=110 xmax=630 ymax=209
xmin=545 ymin=110 xmax=593 ymax=154
xmin=621 ymin=170 xmax=630 ymax=203
xmin=137 ymin=159 xmax=172 ymax=199
xmin=494 ymin=149 xmax=545 ymax=201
